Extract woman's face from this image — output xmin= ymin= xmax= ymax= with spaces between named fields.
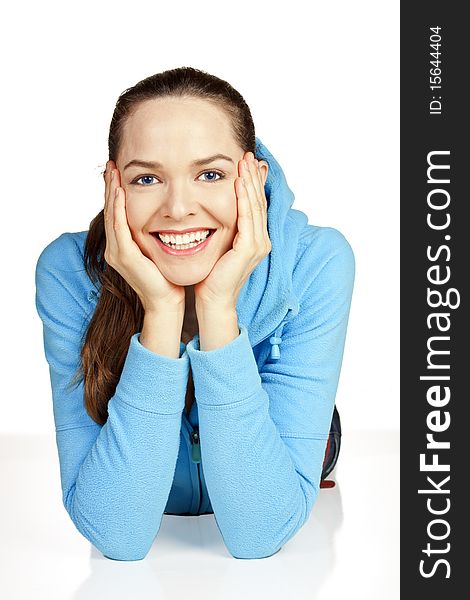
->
xmin=115 ymin=96 xmax=268 ymax=287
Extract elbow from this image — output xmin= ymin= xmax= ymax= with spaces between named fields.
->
xmin=226 ymin=487 xmax=317 ymax=560
xmin=81 ymin=523 xmax=155 ymax=562
xmin=85 ymin=527 xmax=155 ymax=562
xmin=101 ymin=543 xmax=152 ymax=562
xmin=223 ymin=529 xmax=287 ymax=560
xmin=65 ymin=496 xmax=156 ymax=562
xmin=230 ymin=544 xmax=283 ymax=560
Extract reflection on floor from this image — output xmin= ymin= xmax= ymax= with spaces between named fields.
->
xmin=0 ymin=429 xmax=399 ymax=600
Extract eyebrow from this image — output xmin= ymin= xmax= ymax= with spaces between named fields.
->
xmin=123 ymin=153 xmax=235 ymax=171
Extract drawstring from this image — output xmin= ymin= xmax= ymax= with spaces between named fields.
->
xmin=269 ymin=303 xmax=299 ymax=361
xmin=269 ymin=321 xmax=287 ymax=360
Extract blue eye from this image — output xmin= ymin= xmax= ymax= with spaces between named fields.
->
xmin=198 ymin=170 xmax=224 ymax=182
xmin=133 ymin=175 xmax=158 ymax=186
xmin=131 ymin=170 xmax=225 ymax=186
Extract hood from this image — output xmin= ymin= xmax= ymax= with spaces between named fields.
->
xmin=235 ymin=136 xmax=308 ymax=359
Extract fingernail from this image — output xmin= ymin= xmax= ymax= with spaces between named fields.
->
xmin=111 ymin=170 xmax=114 ymax=180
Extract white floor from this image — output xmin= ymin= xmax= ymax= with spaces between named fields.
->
xmin=0 ymin=429 xmax=399 ymax=600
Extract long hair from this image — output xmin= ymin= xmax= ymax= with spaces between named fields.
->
xmin=69 ymin=66 xmax=257 ymax=425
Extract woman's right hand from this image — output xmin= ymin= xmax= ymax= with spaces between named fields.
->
xmin=103 ymin=160 xmax=186 ymax=312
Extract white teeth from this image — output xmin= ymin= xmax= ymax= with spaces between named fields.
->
xmin=157 ymin=229 xmax=210 ymax=245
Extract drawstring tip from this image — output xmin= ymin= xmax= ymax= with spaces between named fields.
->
xmin=269 ymin=335 xmax=282 ymax=360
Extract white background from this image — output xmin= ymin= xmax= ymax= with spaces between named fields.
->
xmin=2 ymin=0 xmax=399 ymax=434
xmin=1 ymin=1 xmax=399 ymax=598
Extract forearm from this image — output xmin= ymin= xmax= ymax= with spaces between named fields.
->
xmin=186 ymin=324 xmax=312 ymax=558
xmin=65 ymin=396 xmax=183 ymax=560
xmin=140 ymin=304 xmax=185 ymax=358
xmin=198 ymin=389 xmax=312 ymax=558
xmin=62 ymin=330 xmax=190 ymax=561
xmin=196 ymin=301 xmax=239 ymax=351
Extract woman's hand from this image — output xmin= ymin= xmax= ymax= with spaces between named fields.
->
xmin=103 ymin=160 xmax=186 ymax=313
xmin=193 ymin=151 xmax=272 ymax=310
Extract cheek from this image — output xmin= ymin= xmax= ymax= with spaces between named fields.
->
xmin=217 ymin=192 xmax=238 ymax=228
xmin=124 ymin=199 xmax=145 ymax=230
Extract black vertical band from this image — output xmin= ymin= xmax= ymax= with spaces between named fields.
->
xmin=401 ymin=3 xmax=467 ymax=595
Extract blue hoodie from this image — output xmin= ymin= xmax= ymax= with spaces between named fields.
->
xmin=35 ymin=137 xmax=355 ymax=561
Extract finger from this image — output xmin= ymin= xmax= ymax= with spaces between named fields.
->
xmin=238 ymin=158 xmax=256 ymax=242
xmin=242 ymin=155 xmax=266 ymax=243
xmin=254 ymin=159 xmax=269 ymax=235
xmin=249 ymin=154 xmax=269 ymax=222
xmin=244 ymin=153 xmax=270 ymax=255
xmin=245 ymin=153 xmax=264 ymax=205
xmin=104 ymin=162 xmax=119 ymax=259
xmin=244 ymin=154 xmax=264 ymax=216
xmin=254 ymin=160 xmax=271 ymax=250
xmin=104 ymin=164 xmax=114 ymax=234
xmin=104 ymin=160 xmax=115 ymax=212
xmin=110 ymin=168 xmax=134 ymax=256
xmin=112 ymin=186 xmax=134 ymax=253
xmin=254 ymin=158 xmax=267 ymax=208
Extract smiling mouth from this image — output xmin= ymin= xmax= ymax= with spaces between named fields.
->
xmin=151 ymin=229 xmax=216 ymax=250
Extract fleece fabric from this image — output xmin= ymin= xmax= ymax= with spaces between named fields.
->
xmin=34 ymin=136 xmax=355 ymax=561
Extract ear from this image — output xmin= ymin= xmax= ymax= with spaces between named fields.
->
xmin=257 ymin=159 xmax=269 ymax=186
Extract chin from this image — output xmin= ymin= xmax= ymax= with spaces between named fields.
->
xmin=164 ymin=274 xmax=207 ymax=287
xmin=156 ymin=264 xmax=214 ymax=287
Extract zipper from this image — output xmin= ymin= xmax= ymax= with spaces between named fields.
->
xmin=189 ymin=425 xmax=203 ymax=514
xmin=190 ymin=426 xmax=201 ymax=463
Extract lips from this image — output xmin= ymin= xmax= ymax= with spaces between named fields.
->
xmin=152 ymin=228 xmax=216 ymax=235
xmin=151 ymin=229 xmax=215 ymax=243
xmin=151 ymin=229 xmax=216 ymax=256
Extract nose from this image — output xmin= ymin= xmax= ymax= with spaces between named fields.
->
xmin=160 ymin=181 xmax=200 ymax=220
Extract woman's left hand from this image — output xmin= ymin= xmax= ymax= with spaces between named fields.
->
xmin=193 ymin=151 xmax=272 ymax=310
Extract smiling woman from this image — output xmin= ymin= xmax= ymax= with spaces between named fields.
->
xmin=111 ymin=92 xmax=268 ymax=298
xmin=34 ymin=66 xmax=355 ymax=561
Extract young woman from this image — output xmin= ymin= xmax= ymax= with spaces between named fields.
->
xmin=35 ymin=66 xmax=355 ymax=561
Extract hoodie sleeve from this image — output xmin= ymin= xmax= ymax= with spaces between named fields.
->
xmin=35 ymin=234 xmax=189 ymax=561
xmin=185 ymin=229 xmax=355 ymax=559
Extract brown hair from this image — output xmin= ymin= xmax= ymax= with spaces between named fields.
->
xmin=70 ymin=66 xmax=257 ymax=425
